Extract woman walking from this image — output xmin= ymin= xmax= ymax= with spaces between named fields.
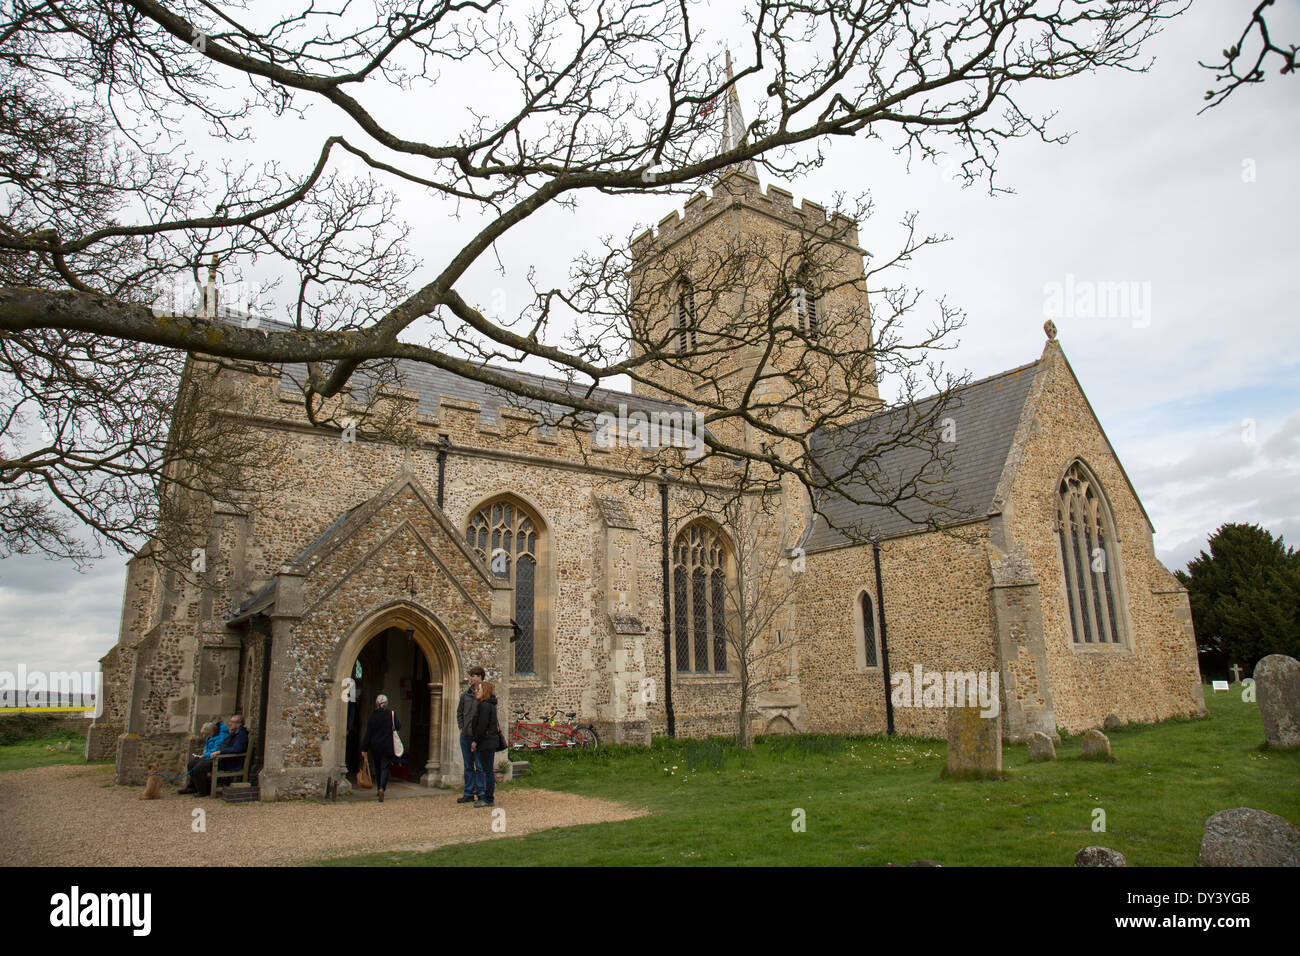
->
xmin=361 ymin=694 xmax=401 ymax=803
xmin=467 ymin=681 xmax=500 ymax=807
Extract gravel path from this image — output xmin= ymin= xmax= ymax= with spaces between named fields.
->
xmin=0 ymin=764 xmax=648 ymax=866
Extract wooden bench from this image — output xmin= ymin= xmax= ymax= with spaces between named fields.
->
xmin=209 ymin=742 xmax=255 ymax=797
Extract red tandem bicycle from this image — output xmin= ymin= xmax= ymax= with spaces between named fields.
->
xmin=508 ymin=710 xmax=599 ymax=750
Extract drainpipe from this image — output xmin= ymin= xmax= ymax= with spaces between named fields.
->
xmin=873 ymin=540 xmax=894 ymax=736
xmin=436 ymin=434 xmax=449 ymax=508
xmin=659 ymin=477 xmax=676 ymax=737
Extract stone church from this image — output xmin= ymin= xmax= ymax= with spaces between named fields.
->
xmin=91 ymin=167 xmax=1205 ymax=798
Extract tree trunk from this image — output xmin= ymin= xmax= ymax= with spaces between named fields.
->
xmin=737 ymin=675 xmax=752 ymax=749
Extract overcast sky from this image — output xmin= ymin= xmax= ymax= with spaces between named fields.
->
xmin=1 ymin=0 xmax=1296 ymax=676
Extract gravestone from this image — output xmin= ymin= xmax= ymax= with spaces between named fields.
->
xmin=945 ymin=705 xmax=1002 ymax=776
xmin=1255 ymin=654 xmax=1300 ymax=749
xmin=1075 ymin=846 xmax=1127 ymax=867
xmin=1027 ymin=732 xmax=1056 ymax=761
xmin=1080 ymin=728 xmax=1111 ymax=759
xmin=1229 ymin=663 xmax=1243 ymax=684
xmin=1103 ymin=714 xmax=1124 ymax=731
xmin=1199 ymin=808 xmax=1300 ymax=866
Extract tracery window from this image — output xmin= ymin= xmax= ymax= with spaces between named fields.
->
xmin=467 ymin=499 xmax=539 ymax=674
xmin=1056 ymin=462 xmax=1126 ymax=645
xmin=672 ymin=522 xmax=730 ymax=673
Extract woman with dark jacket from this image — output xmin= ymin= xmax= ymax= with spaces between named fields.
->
xmin=467 ymin=681 xmax=500 ymax=807
xmin=360 ymin=694 xmax=401 ymax=803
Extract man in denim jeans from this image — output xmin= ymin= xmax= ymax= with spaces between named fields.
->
xmin=455 ymin=666 xmax=486 ymax=804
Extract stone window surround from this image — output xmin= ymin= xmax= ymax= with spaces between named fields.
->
xmin=792 ymin=263 xmax=821 ymax=338
xmin=852 ymin=585 xmax=883 ymax=672
xmin=675 ymin=672 xmax=741 ymax=687
xmin=673 ymin=276 xmax=699 ymax=354
xmin=669 ymin=518 xmax=735 ymax=676
xmin=1052 ymin=458 xmax=1134 ymax=653
xmin=462 ymin=492 xmax=556 ymax=687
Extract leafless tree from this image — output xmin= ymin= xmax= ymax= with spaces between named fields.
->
xmin=714 ymin=492 xmax=803 ymax=749
xmin=0 ymin=0 xmax=417 ymax=562
xmin=0 ymin=0 xmax=1189 ymax=557
xmin=1199 ymin=0 xmax=1297 ymax=112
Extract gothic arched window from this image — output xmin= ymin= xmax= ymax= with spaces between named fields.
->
xmin=467 ymin=498 xmax=540 ymax=674
xmin=1056 ymin=462 xmax=1126 ymax=645
xmin=672 ymin=522 xmax=730 ymax=673
xmin=793 ymin=266 xmax=820 ymax=337
xmin=674 ymin=277 xmax=698 ymax=353
xmin=859 ymin=590 xmax=879 ymax=668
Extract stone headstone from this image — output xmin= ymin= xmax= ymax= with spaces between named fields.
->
xmin=945 ymin=705 xmax=1002 ymax=775
xmin=1027 ymin=732 xmax=1056 ymax=761
xmin=1199 ymin=808 xmax=1300 ymax=866
xmin=1075 ymin=846 xmax=1127 ymax=867
xmin=1103 ymin=713 xmax=1124 ymax=731
xmin=1081 ymin=728 xmax=1111 ymax=759
xmin=1229 ymin=664 xmax=1243 ymax=684
xmin=1255 ymin=654 xmax=1300 ymax=749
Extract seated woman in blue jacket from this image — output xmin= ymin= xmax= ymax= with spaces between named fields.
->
xmin=200 ymin=721 xmax=229 ymax=759
xmin=179 ymin=721 xmax=227 ymax=794
xmin=184 ymin=714 xmax=249 ymax=796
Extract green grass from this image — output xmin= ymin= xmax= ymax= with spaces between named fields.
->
xmin=322 ymin=687 xmax=1299 ymax=866
xmin=0 ymin=730 xmax=103 ymax=773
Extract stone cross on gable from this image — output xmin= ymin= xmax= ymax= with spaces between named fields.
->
xmin=1229 ymin=663 xmax=1243 ymax=683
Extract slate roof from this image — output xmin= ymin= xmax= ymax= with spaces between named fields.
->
xmin=804 ymin=360 xmax=1039 ymax=550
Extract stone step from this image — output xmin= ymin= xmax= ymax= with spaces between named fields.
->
xmin=220 ymin=786 xmax=260 ymax=803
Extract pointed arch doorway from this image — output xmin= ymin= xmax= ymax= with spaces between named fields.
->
xmin=331 ymin=603 xmax=462 ymax=788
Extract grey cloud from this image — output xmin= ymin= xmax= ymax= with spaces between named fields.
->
xmin=1260 ymin=410 xmax=1300 ymax=462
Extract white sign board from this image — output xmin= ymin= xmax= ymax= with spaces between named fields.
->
xmin=1211 ymin=680 xmax=1230 ymax=692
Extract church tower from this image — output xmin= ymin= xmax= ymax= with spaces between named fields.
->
xmin=628 ymin=167 xmax=880 ymax=453
xmin=627 ymin=64 xmax=879 ymax=451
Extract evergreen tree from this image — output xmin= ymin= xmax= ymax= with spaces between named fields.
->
xmin=1175 ymin=523 xmax=1300 ymax=675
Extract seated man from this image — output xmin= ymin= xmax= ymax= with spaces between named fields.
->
xmin=188 ymin=714 xmax=249 ymax=796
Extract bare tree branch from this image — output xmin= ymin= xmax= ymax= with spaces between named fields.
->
xmin=0 ymin=0 xmax=1191 ymax=559
xmin=1199 ymin=0 xmax=1297 ymax=112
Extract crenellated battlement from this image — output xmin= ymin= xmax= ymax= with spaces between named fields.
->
xmin=242 ymin=367 xmax=731 ymax=480
xmin=631 ymin=168 xmax=861 ymax=262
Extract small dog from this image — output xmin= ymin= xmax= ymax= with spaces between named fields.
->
xmin=139 ymin=765 xmax=163 ymax=800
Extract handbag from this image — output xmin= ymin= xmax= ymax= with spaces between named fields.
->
xmin=391 ymin=710 xmax=404 ymax=758
xmin=357 ymin=753 xmax=374 ymax=789
xmin=495 ymin=720 xmax=509 ymax=752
